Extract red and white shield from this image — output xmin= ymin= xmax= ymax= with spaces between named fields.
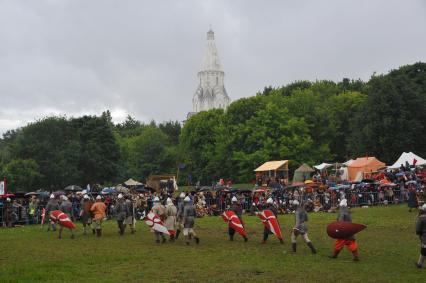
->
xmin=144 ymin=212 xmax=170 ymax=235
xmin=222 ymin=210 xmax=247 ymax=237
xmin=49 ymin=210 xmax=76 ymax=229
xmin=258 ymin=209 xmax=283 ymax=240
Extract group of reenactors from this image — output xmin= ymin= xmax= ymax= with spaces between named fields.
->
xmin=43 ymin=192 xmax=426 ymax=269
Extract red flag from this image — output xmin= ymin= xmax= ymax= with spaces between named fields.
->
xmin=257 ymin=210 xmax=283 ymax=240
xmin=222 ymin=210 xmax=247 ymax=237
xmin=413 ymin=158 xmax=418 ymax=166
xmin=49 ymin=210 xmax=76 ymax=229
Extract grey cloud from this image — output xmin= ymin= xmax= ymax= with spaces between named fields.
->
xmin=0 ymin=0 xmax=425 ymax=134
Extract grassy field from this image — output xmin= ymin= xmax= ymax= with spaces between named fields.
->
xmin=0 ymin=205 xmax=424 ymax=282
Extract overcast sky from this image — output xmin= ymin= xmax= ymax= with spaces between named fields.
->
xmin=0 ymin=0 xmax=425 ymax=134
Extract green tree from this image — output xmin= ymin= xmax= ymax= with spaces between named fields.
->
xmin=2 ymin=159 xmax=42 ymax=191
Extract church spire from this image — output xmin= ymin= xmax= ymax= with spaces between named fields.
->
xmin=191 ymin=29 xmax=231 ymax=114
xmin=201 ymin=29 xmax=222 ymax=71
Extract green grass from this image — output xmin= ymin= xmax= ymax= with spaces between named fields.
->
xmin=0 ymin=205 xmax=424 ymax=282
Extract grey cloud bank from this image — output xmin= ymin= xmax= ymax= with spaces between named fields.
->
xmin=0 ymin=0 xmax=425 ymax=134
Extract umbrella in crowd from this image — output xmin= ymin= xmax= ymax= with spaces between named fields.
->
xmin=64 ymin=185 xmax=83 ymax=192
xmin=25 ymin=192 xmax=40 ymax=197
xmin=53 ymin=191 xmax=65 ymax=197
xmin=101 ymin=187 xmax=117 ymax=194
xmin=116 ymin=184 xmax=130 ymax=194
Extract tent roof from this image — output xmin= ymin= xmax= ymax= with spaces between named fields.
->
xmin=348 ymin=157 xmax=385 ymax=168
xmin=124 ymin=178 xmax=142 ymax=186
xmin=388 ymin=152 xmax=426 ymax=169
xmin=343 ymin=159 xmax=354 ymax=166
xmin=254 ymin=160 xmax=288 ymax=172
xmin=295 ymin=163 xmax=315 ymax=173
xmin=314 ymin=162 xmax=332 ymax=170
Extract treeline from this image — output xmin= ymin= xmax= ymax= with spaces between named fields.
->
xmin=0 ymin=113 xmax=181 ymax=191
xmin=1 ymin=62 xmax=425 ymax=190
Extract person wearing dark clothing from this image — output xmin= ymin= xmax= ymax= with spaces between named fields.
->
xmin=415 ymin=204 xmax=426 ymax=268
xmin=291 ymin=200 xmax=316 ymax=254
xmin=183 ymin=196 xmax=200 ymax=245
xmin=408 ymin=188 xmax=418 ymax=212
xmin=115 ymin=194 xmax=127 ymax=235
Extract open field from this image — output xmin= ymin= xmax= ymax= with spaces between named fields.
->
xmin=0 ymin=205 xmax=424 ymax=283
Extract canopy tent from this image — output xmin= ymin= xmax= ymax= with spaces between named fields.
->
xmin=124 ymin=178 xmax=142 ymax=186
xmin=254 ymin=160 xmax=289 ymax=185
xmin=388 ymin=152 xmax=426 ymax=169
xmin=254 ymin=160 xmax=289 ymax=172
xmin=343 ymin=159 xmax=354 ymax=166
xmin=314 ymin=162 xmax=332 ymax=170
xmin=292 ymin=163 xmax=315 ymax=184
xmin=347 ymin=157 xmax=385 ymax=181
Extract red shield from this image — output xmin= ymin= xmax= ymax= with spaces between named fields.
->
xmin=222 ymin=210 xmax=247 ymax=237
xmin=258 ymin=210 xmax=283 ymax=240
xmin=49 ymin=210 xmax=76 ymax=229
xmin=144 ymin=212 xmax=170 ymax=235
xmin=326 ymin=221 xmax=366 ymax=239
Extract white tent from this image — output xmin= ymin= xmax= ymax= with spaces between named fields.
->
xmin=388 ymin=152 xmax=426 ymax=169
xmin=314 ymin=162 xmax=332 ymax=170
xmin=343 ymin=159 xmax=354 ymax=166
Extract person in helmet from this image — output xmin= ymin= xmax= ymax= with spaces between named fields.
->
xmin=56 ymin=196 xmax=75 ymax=239
xmin=80 ymin=194 xmax=94 ymax=235
xmin=164 ymin=198 xmax=178 ymax=241
xmin=329 ymin=199 xmax=359 ymax=261
xmin=152 ymin=196 xmax=166 ymax=244
xmin=45 ymin=194 xmax=59 ymax=231
xmin=262 ymin=197 xmax=283 ymax=244
xmin=415 ymin=203 xmax=426 ymax=268
xmin=175 ymin=192 xmax=186 ymax=240
xmin=115 ymin=194 xmax=127 ymax=235
xmin=291 ymin=200 xmax=316 ymax=254
xmin=124 ymin=195 xmax=136 ymax=234
xmin=183 ymin=196 xmax=200 ymax=245
xmin=90 ymin=195 xmax=106 ymax=237
xmin=228 ymin=196 xmax=248 ymax=242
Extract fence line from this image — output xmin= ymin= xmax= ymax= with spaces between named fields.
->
xmin=1 ymin=189 xmax=421 ymax=227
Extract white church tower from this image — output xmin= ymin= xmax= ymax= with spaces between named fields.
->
xmin=191 ymin=29 xmax=231 ymax=114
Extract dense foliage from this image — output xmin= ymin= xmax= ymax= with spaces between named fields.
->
xmin=0 ymin=62 xmax=425 ymax=190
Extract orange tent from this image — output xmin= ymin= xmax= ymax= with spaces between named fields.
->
xmin=347 ymin=157 xmax=386 ymax=181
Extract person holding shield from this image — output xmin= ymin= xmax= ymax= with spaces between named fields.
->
xmin=152 ymin=197 xmax=167 ymax=244
xmin=45 ymin=194 xmax=59 ymax=232
xmin=228 ymin=196 xmax=248 ymax=242
xmin=329 ymin=199 xmax=360 ymax=261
